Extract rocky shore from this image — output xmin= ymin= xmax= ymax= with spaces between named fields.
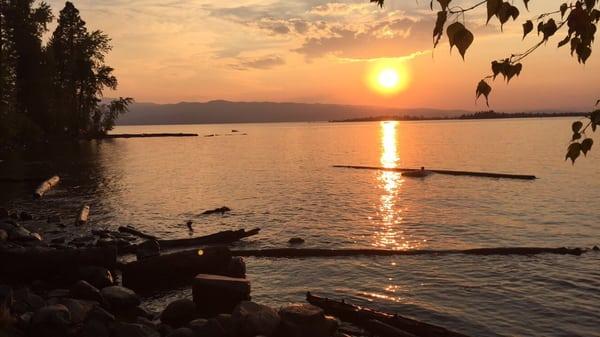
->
xmin=0 ymin=205 xmax=355 ymax=337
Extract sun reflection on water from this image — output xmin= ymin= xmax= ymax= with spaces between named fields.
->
xmin=372 ymin=121 xmax=417 ymax=251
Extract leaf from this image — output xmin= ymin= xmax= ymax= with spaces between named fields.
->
xmin=542 ymin=19 xmax=558 ymax=40
xmin=584 ymin=0 xmax=596 ymax=11
xmin=572 ymin=133 xmax=582 ymax=141
xmin=447 ymin=23 xmax=474 ymax=59
xmin=560 ymin=3 xmax=569 ymax=19
xmin=591 ymin=110 xmax=600 ymax=131
xmin=537 ymin=21 xmax=544 ymax=35
xmin=505 ymin=63 xmax=523 ymax=82
xmin=433 ymin=11 xmax=448 ymax=47
xmin=509 ymin=5 xmax=520 ymax=20
xmin=370 ymin=0 xmax=385 ymax=8
xmin=437 ymin=0 xmax=452 ymax=10
xmin=523 ymin=0 xmax=530 ymax=10
xmin=523 ymin=20 xmax=534 ymax=39
xmin=565 ymin=142 xmax=582 ymax=164
xmin=570 ymin=37 xmax=581 ymax=55
xmin=592 ymin=9 xmax=600 ymax=23
xmin=476 ymin=80 xmax=492 ymax=106
xmin=581 ymin=138 xmax=594 ymax=156
xmin=576 ymin=44 xmax=592 ymax=63
xmin=596 ymin=100 xmax=600 ymax=106
xmin=497 ymin=2 xmax=513 ymax=28
xmin=487 ymin=0 xmax=502 ymax=23
xmin=572 ymin=121 xmax=584 ymax=133
xmin=558 ymin=35 xmax=571 ymax=48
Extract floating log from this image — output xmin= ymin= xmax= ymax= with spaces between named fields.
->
xmin=33 ymin=175 xmax=60 ymax=199
xmin=333 ymin=165 xmax=537 ymax=180
xmin=158 ymin=228 xmax=260 ymax=249
xmin=118 ymin=225 xmax=157 ymax=240
xmin=232 ymin=247 xmax=585 ymax=258
xmin=0 ymin=246 xmax=117 ymax=283
xmin=77 ymin=205 xmax=90 ymax=226
xmin=121 ymin=246 xmax=233 ymax=292
xmin=201 ymin=206 xmax=231 ymax=215
xmin=98 ymin=133 xmax=198 ymax=139
xmin=307 ymin=292 xmax=471 ymax=337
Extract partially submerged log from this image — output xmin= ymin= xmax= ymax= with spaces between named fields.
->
xmin=76 ymin=205 xmax=90 ymax=226
xmin=121 ymin=246 xmax=233 ymax=292
xmin=307 ymin=292 xmax=471 ymax=337
xmin=232 ymin=247 xmax=585 ymax=258
xmin=33 ymin=175 xmax=60 ymax=199
xmin=0 ymin=246 xmax=117 ymax=283
xmin=201 ymin=206 xmax=231 ymax=215
xmin=98 ymin=133 xmax=198 ymax=139
xmin=118 ymin=225 xmax=157 ymax=240
xmin=158 ymin=228 xmax=260 ymax=249
xmin=333 ymin=165 xmax=537 ymax=180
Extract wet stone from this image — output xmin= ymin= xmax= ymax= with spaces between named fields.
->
xmin=192 ymin=274 xmax=250 ymax=317
xmin=70 ymin=280 xmax=103 ymax=303
xmin=113 ymin=322 xmax=160 ymax=337
xmin=100 ymin=286 xmax=140 ymax=313
xmin=232 ymin=301 xmax=280 ymax=337
xmin=30 ymin=304 xmax=71 ymax=337
xmin=79 ymin=266 xmax=114 ymax=289
xmin=161 ymin=298 xmax=197 ymax=328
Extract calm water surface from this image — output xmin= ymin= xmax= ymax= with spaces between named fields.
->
xmin=1 ymin=118 xmax=599 ymax=337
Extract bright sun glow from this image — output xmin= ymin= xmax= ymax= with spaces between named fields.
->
xmin=368 ymin=62 xmax=410 ymax=96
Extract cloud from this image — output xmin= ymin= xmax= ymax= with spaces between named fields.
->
xmin=230 ymin=55 xmax=285 ymax=70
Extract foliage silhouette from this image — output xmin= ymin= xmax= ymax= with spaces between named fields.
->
xmin=371 ymin=0 xmax=599 ymax=163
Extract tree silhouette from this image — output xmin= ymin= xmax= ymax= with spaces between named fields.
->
xmin=371 ymin=0 xmax=599 ymax=163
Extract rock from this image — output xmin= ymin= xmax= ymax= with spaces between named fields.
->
xmin=30 ymin=304 xmax=71 ymax=337
xmin=0 ymin=207 xmax=8 ymax=218
xmin=81 ymin=318 xmax=111 ymax=337
xmin=79 ymin=266 xmax=114 ymax=289
xmin=0 ymin=229 xmax=7 ymax=241
xmin=113 ymin=322 xmax=160 ymax=337
xmin=100 ymin=286 xmax=140 ymax=313
xmin=53 ymin=298 xmax=96 ymax=324
xmin=188 ymin=318 xmax=225 ymax=337
xmin=47 ymin=215 xmax=61 ymax=223
xmin=167 ymin=327 xmax=195 ymax=337
xmin=47 ymin=289 xmax=70 ymax=298
xmin=215 ymin=314 xmax=233 ymax=335
xmin=192 ymin=274 xmax=251 ymax=317
xmin=136 ymin=240 xmax=161 ymax=260
xmin=8 ymin=225 xmax=42 ymax=242
xmin=161 ymin=299 xmax=197 ymax=328
xmin=226 ymin=257 xmax=246 ymax=278
xmin=288 ymin=237 xmax=305 ymax=245
xmin=232 ymin=301 xmax=280 ymax=337
xmin=86 ymin=305 xmax=115 ymax=324
xmin=19 ymin=211 xmax=33 ymax=221
xmin=70 ymin=280 xmax=102 ymax=302
xmin=11 ymin=288 xmax=45 ymax=315
xmin=278 ymin=304 xmax=338 ymax=337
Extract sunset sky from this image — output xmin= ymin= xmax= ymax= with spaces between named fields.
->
xmin=44 ymin=0 xmax=599 ymax=111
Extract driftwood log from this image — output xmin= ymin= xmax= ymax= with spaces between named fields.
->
xmin=307 ymin=292 xmax=471 ymax=337
xmin=98 ymin=133 xmax=198 ymax=139
xmin=118 ymin=225 xmax=157 ymax=240
xmin=0 ymin=246 xmax=117 ymax=283
xmin=77 ymin=205 xmax=90 ymax=226
xmin=333 ymin=165 xmax=536 ymax=180
xmin=158 ymin=228 xmax=260 ymax=249
xmin=33 ymin=175 xmax=60 ymax=199
xmin=231 ymin=247 xmax=585 ymax=258
xmin=121 ymin=246 xmax=233 ymax=292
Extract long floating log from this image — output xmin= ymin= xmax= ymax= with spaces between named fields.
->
xmin=98 ymin=133 xmax=198 ymax=139
xmin=158 ymin=228 xmax=260 ymax=249
xmin=333 ymin=165 xmax=537 ymax=180
xmin=33 ymin=175 xmax=60 ymax=199
xmin=232 ymin=247 xmax=585 ymax=258
xmin=121 ymin=246 xmax=232 ymax=292
xmin=0 ymin=246 xmax=117 ymax=283
xmin=307 ymin=293 xmax=470 ymax=337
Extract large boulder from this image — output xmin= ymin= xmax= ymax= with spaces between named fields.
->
xmin=100 ymin=286 xmax=140 ymax=313
xmin=30 ymin=304 xmax=71 ymax=337
xmin=70 ymin=280 xmax=103 ymax=303
xmin=278 ymin=304 xmax=338 ymax=337
xmin=160 ymin=298 xmax=197 ymax=328
xmin=79 ymin=266 xmax=114 ymax=289
xmin=113 ymin=322 xmax=160 ymax=337
xmin=192 ymin=274 xmax=250 ymax=317
xmin=232 ymin=301 xmax=280 ymax=337
xmin=136 ymin=240 xmax=161 ymax=260
xmin=50 ymin=298 xmax=96 ymax=324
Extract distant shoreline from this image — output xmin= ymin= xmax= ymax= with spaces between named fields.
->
xmin=329 ymin=111 xmax=587 ymax=123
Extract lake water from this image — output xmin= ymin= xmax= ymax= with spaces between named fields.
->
xmin=1 ymin=118 xmax=599 ymax=337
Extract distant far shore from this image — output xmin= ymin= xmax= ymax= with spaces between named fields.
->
xmin=329 ymin=111 xmax=588 ymax=123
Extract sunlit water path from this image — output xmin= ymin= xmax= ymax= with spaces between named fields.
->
xmin=1 ymin=118 xmax=599 ymax=337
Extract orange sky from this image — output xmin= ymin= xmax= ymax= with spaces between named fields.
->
xmin=46 ymin=1 xmax=599 ymax=111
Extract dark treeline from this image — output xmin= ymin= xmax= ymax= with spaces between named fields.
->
xmin=0 ymin=1 xmax=131 ymax=150
xmin=330 ymin=110 xmax=587 ymax=123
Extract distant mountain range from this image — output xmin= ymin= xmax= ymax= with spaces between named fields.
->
xmin=116 ymin=100 xmax=472 ymax=125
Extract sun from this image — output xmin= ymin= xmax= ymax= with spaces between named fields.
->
xmin=367 ymin=63 xmax=410 ymax=95
xmin=378 ymin=69 xmax=400 ymax=89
